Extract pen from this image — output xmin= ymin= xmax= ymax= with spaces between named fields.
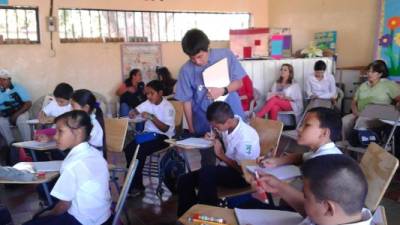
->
xmin=255 ymin=171 xmax=269 ymax=204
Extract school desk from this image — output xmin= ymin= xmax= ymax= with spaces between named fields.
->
xmin=12 ymin=141 xmax=58 ymax=162
xmin=0 ymin=168 xmax=59 ymax=206
xmin=178 ymin=204 xmax=238 ymax=225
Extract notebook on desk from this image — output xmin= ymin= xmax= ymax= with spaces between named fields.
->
xmin=234 ymin=208 xmax=303 ymax=225
xmin=176 ymin=137 xmax=213 ymax=148
xmin=246 ymin=165 xmax=301 ymax=180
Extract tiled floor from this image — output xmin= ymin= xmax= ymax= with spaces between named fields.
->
xmin=2 ymin=137 xmax=400 ymax=225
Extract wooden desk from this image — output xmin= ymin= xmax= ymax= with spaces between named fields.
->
xmin=178 ymin=204 xmax=237 ymax=225
xmin=12 ymin=141 xmax=58 ymax=161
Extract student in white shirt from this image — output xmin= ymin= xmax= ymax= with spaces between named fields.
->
xmin=305 ymin=60 xmax=337 ymax=109
xmin=254 ymin=155 xmax=372 ymax=225
xmin=258 ymin=107 xmax=342 ymax=168
xmin=177 ymin=101 xmax=260 ymax=216
xmin=71 ymin=89 xmax=105 ymax=158
xmin=256 ymin=64 xmax=303 ymax=121
xmin=124 ymin=80 xmax=175 ymax=196
xmin=23 ymin=110 xmax=111 ymax=225
xmin=38 ymin=83 xmax=73 ymax=123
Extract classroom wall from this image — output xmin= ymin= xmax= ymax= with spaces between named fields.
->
xmin=0 ymin=0 xmax=269 ymax=104
xmin=268 ymin=0 xmax=379 ymax=68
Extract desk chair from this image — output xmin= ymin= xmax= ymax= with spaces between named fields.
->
xmin=104 ymin=118 xmax=129 ymax=193
xmin=141 ymin=100 xmax=184 ymax=198
xmin=372 ymin=206 xmax=388 ymax=225
xmin=217 ymin=118 xmax=284 ymax=200
xmin=337 ymin=104 xmax=400 ymax=156
xmin=360 ymin=143 xmax=399 ymax=211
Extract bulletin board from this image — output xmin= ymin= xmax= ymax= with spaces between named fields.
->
xmin=375 ymin=0 xmax=400 ymax=80
xmin=120 ymin=43 xmax=162 ymax=83
xmin=314 ymin=31 xmax=337 ymax=52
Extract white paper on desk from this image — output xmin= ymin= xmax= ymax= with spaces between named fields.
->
xmin=246 ymin=165 xmax=301 ymax=180
xmin=203 ymin=58 xmax=230 ymax=101
xmin=13 ymin=161 xmax=62 ymax=173
xmin=234 ymin=208 xmax=303 ymax=225
xmin=15 ymin=141 xmax=57 ymax=149
xmin=176 ymin=138 xmax=213 ymax=148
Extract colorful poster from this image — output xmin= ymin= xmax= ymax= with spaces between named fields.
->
xmin=376 ymin=0 xmax=400 ymax=80
xmin=0 ymin=0 xmax=8 ymax=5
xmin=314 ymin=31 xmax=337 ymax=52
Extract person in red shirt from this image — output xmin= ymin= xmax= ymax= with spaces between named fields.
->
xmin=238 ymin=75 xmax=255 ymax=112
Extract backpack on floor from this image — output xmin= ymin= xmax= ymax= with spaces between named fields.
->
xmin=158 ymin=149 xmax=186 ymax=195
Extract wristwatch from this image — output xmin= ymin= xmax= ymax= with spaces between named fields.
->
xmin=149 ymin=114 xmax=155 ymax=121
xmin=223 ymin=87 xmax=229 ymax=96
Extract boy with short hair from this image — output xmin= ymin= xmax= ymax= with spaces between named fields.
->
xmin=177 ymin=101 xmax=260 ymax=216
xmin=39 ymin=82 xmax=73 ymax=123
xmin=258 ymin=107 xmax=342 ymax=168
xmin=254 ymin=154 xmax=372 ymax=225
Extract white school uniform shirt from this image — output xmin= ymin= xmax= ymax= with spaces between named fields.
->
xmin=298 ymin=208 xmax=373 ymax=225
xmin=302 ymin=142 xmax=342 ymax=162
xmin=136 ymin=97 xmax=175 ymax=138
xmin=271 ymin=82 xmax=303 ymax=121
xmin=89 ymin=113 xmax=103 ymax=148
xmin=50 ymin=142 xmax=111 ymax=225
xmin=220 ymin=115 xmax=260 ymax=166
xmin=305 ymin=72 xmax=336 ymax=99
xmin=42 ymin=100 xmax=72 ymax=117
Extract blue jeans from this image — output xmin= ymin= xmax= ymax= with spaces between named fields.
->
xmin=119 ymin=102 xmax=131 ymax=117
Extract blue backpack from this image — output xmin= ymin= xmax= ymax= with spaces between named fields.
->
xmin=157 ymin=149 xmax=186 ymax=196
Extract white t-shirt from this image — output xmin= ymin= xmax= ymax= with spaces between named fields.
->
xmin=50 ymin=142 xmax=111 ymax=225
xmin=298 ymin=208 xmax=372 ymax=225
xmin=305 ymin=73 xmax=337 ymax=99
xmin=136 ymin=98 xmax=175 ymax=137
xmin=220 ymin=115 xmax=260 ymax=166
xmin=303 ymin=142 xmax=342 ymax=161
xmin=42 ymin=100 xmax=72 ymax=117
xmin=89 ymin=113 xmax=103 ymax=148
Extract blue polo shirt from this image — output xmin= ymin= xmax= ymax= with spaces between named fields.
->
xmin=0 ymin=83 xmax=31 ymax=111
xmin=175 ymin=48 xmax=246 ymax=135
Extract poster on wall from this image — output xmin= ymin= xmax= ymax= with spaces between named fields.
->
xmin=314 ymin=31 xmax=337 ymax=52
xmin=120 ymin=43 xmax=162 ymax=84
xmin=376 ymin=0 xmax=400 ymax=80
xmin=0 ymin=0 xmax=8 ymax=5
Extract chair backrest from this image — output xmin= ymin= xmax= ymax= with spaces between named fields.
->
xmin=92 ymin=91 xmax=108 ymax=115
xmin=249 ymin=117 xmax=283 ymax=157
xmin=335 ymin=86 xmax=344 ymax=112
xmin=358 ymin=104 xmax=400 ymax=122
xmin=104 ymin=118 xmax=129 ymax=153
xmin=372 ymin=206 xmax=388 ymax=225
xmin=112 ymin=145 xmax=139 ymax=225
xmin=360 ymin=143 xmax=399 ymax=211
xmin=30 ymin=95 xmax=53 ymax=118
xmin=170 ymin=100 xmax=184 ymax=134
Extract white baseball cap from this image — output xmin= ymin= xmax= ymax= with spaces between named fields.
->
xmin=0 ymin=69 xmax=10 ymax=79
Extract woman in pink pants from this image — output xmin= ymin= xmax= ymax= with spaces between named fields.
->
xmin=256 ymin=64 xmax=303 ymax=120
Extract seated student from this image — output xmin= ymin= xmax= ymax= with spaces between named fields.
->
xmin=23 ymin=111 xmax=111 ymax=225
xmin=71 ymin=90 xmax=105 ymax=158
xmin=238 ymin=75 xmax=255 ymax=112
xmin=305 ymin=60 xmax=337 ymax=109
xmin=0 ymin=69 xmax=32 ymax=146
xmin=253 ymin=154 xmax=372 ymax=225
xmin=256 ymin=64 xmax=303 ymax=121
xmin=38 ymin=82 xmax=73 ymax=123
xmin=116 ymin=68 xmax=146 ymax=117
xmin=257 ymin=107 xmax=342 ymax=168
xmin=156 ymin=66 xmax=177 ymax=97
xmin=177 ymin=101 xmax=260 ymax=216
xmin=124 ymin=80 xmax=175 ymax=196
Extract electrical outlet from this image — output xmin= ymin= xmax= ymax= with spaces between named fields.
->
xmin=46 ymin=16 xmax=57 ymax=32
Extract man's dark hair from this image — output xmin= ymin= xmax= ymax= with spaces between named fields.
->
xmin=302 ymin=155 xmax=368 ymax=215
xmin=206 ymin=101 xmax=234 ymax=124
xmin=181 ymin=29 xmax=210 ymax=56
xmin=53 ymin=82 xmax=73 ymax=100
xmin=314 ymin=60 xmax=327 ymax=71
xmin=307 ymin=107 xmax=342 ymax=141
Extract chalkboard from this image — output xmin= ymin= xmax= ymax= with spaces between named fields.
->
xmin=120 ymin=43 xmax=162 ymax=83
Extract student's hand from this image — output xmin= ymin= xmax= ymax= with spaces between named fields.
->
xmin=126 ymin=86 xmax=136 ymax=93
xmin=250 ymin=173 xmax=282 ymax=194
xmin=256 ymin=155 xmax=267 ymax=165
xmin=128 ymin=110 xmax=136 ymax=119
xmin=260 ymin=157 xmax=280 ymax=168
xmin=213 ymin=139 xmax=224 ymax=158
xmin=36 ymin=134 xmax=50 ymax=143
xmin=207 ymin=87 xmax=224 ymax=100
xmin=204 ymin=131 xmax=216 ymax=141
xmin=141 ymin=112 xmax=154 ymax=120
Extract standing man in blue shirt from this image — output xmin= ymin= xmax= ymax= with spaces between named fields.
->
xmin=175 ymin=29 xmax=246 ymax=165
xmin=0 ymin=69 xmax=32 ymax=146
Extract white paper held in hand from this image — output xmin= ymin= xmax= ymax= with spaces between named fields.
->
xmin=176 ymin=137 xmax=213 ymax=148
xmin=246 ymin=165 xmax=301 ymax=180
xmin=202 ymin=58 xmax=230 ymax=102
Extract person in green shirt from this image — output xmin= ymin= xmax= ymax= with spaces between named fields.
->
xmin=342 ymin=60 xmax=400 ymax=140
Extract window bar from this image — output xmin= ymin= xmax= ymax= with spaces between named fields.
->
xmin=98 ymin=10 xmax=102 ymax=38
xmin=24 ymin=9 xmax=29 ymax=40
xmin=148 ymin=12 xmax=152 ymax=42
xmin=124 ymin=12 xmax=128 ymax=41
xmin=115 ymin=11 xmax=120 ymax=38
xmin=89 ymin=10 xmax=93 ymax=38
xmin=79 ymin=10 xmax=84 ymax=38
xmin=15 ymin=9 xmax=19 ymax=39
xmin=132 ymin=11 xmax=135 ymax=37
xmin=5 ymin=9 xmax=9 ymax=39
xmin=107 ymin=11 xmax=111 ymax=38
xmin=141 ymin=12 xmax=144 ymax=41
xmin=63 ymin=10 xmax=68 ymax=39
xmin=157 ymin=12 xmax=161 ymax=42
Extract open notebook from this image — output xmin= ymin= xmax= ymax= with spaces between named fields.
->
xmin=176 ymin=137 xmax=213 ymax=148
xmin=13 ymin=161 xmax=63 ymax=173
xmin=246 ymin=165 xmax=301 ymax=180
xmin=234 ymin=208 xmax=303 ymax=225
xmin=203 ymin=57 xmax=230 ymax=102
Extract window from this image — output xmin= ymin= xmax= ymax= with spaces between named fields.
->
xmin=58 ymin=9 xmax=250 ymax=43
xmin=0 ymin=6 xmax=40 ymax=44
